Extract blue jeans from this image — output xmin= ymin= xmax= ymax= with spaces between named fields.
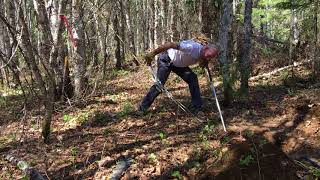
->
xmin=140 ymin=52 xmax=202 ymax=110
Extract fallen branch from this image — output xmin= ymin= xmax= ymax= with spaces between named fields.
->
xmin=109 ymin=158 xmax=132 ymax=180
xmin=2 ymin=154 xmax=45 ymax=180
xmin=249 ymin=59 xmax=312 ymax=81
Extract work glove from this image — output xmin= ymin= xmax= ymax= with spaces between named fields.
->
xmin=144 ymin=52 xmax=155 ymax=66
xmin=199 ymin=59 xmax=208 ymax=68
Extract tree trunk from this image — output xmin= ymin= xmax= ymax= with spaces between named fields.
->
xmin=142 ymin=0 xmax=149 ymax=50
xmin=125 ymin=0 xmax=139 ymax=66
xmin=162 ymin=0 xmax=170 ymax=42
xmin=149 ymin=0 xmax=155 ymax=49
xmin=72 ymin=0 xmax=87 ymax=98
xmin=289 ymin=0 xmax=298 ymax=76
xmin=218 ymin=0 xmax=233 ymax=106
xmin=113 ymin=12 xmax=122 ymax=69
xmin=102 ymin=24 xmax=109 ymax=79
xmin=171 ymin=0 xmax=179 ymax=41
xmin=240 ymin=0 xmax=253 ymax=95
xmin=19 ymin=6 xmax=53 ymax=143
xmin=313 ymin=0 xmax=319 ymax=76
xmin=119 ymin=0 xmax=126 ymax=65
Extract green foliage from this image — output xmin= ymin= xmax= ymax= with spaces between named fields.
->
xmin=251 ymin=0 xmax=291 ymax=41
xmin=259 ymin=139 xmax=268 ymax=148
xmin=221 ymin=136 xmax=231 ymax=145
xmin=0 ymin=96 xmax=7 ymax=107
xmin=275 ymin=0 xmax=312 ymax=10
xmin=148 ymin=153 xmax=157 ymax=163
xmin=17 ymin=161 xmax=29 ymax=170
xmin=159 ymin=131 xmax=171 ymax=146
xmin=62 ymin=112 xmax=88 ymax=125
xmin=193 ymin=66 xmax=205 ymax=75
xmin=71 ymin=146 xmax=78 ymax=157
xmin=314 ymin=169 xmax=320 ymax=178
xmin=203 ymin=124 xmax=215 ymax=135
xmin=78 ymin=112 xmax=89 ymax=125
xmin=239 ymin=154 xmax=254 ymax=166
xmin=9 ymin=133 xmax=17 ymax=142
xmin=31 ymin=121 xmax=38 ymax=129
xmin=3 ymin=169 xmax=13 ymax=179
xmin=191 ymin=161 xmax=201 ymax=169
xmin=295 ymin=160 xmax=320 ymax=178
xmin=70 ymin=146 xmax=78 ymax=168
xmin=171 ymin=170 xmax=183 ymax=179
xmin=103 ymin=128 xmax=111 ymax=137
xmin=63 ymin=114 xmax=74 ymax=122
xmin=243 ymin=129 xmax=254 ymax=137
xmin=116 ymin=101 xmax=134 ymax=118
xmin=111 ymin=69 xmax=130 ymax=77
xmin=159 ymin=132 xmax=166 ymax=140
xmin=92 ymin=111 xmax=109 ymax=125
xmin=198 ymin=123 xmax=218 ymax=150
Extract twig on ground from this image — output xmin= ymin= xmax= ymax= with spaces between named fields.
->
xmin=251 ymin=138 xmax=262 ymax=180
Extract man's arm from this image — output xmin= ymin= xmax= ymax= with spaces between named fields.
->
xmin=145 ymin=42 xmax=179 ymax=65
xmin=150 ymin=42 xmax=179 ymax=55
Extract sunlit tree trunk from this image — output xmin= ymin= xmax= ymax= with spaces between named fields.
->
xmin=171 ymin=0 xmax=179 ymax=41
xmin=154 ymin=0 xmax=159 ymax=47
xmin=148 ymin=0 xmax=155 ymax=49
xmin=289 ymin=0 xmax=298 ymax=76
xmin=72 ymin=0 xmax=87 ymax=97
xmin=125 ymin=0 xmax=139 ymax=65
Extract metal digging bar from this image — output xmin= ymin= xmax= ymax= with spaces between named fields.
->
xmin=148 ymin=65 xmax=205 ymax=123
xmin=205 ymin=66 xmax=227 ymax=132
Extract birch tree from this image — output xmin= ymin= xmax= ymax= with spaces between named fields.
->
xmin=72 ymin=0 xmax=88 ymax=97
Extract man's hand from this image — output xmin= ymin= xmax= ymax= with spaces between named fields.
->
xmin=144 ymin=52 xmax=155 ymax=66
xmin=199 ymin=59 xmax=208 ymax=68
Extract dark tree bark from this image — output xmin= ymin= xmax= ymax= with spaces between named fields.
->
xmin=218 ymin=0 xmax=233 ymax=106
xmin=239 ymin=0 xmax=253 ymax=95
xmin=313 ymin=0 xmax=319 ymax=76
xmin=113 ymin=12 xmax=122 ymax=69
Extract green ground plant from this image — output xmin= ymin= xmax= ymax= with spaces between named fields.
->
xmin=116 ymin=101 xmax=134 ymax=118
xmin=239 ymin=154 xmax=254 ymax=166
xmin=171 ymin=170 xmax=183 ymax=180
xmin=70 ymin=146 xmax=78 ymax=168
xmin=148 ymin=153 xmax=157 ymax=164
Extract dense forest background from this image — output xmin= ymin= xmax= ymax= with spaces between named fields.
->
xmin=0 ymin=0 xmax=319 ymax=179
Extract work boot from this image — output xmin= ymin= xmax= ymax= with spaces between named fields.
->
xmin=134 ymin=106 xmax=148 ymax=117
xmin=192 ymin=107 xmax=205 ymax=117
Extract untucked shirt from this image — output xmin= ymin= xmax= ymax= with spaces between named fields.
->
xmin=167 ymin=40 xmax=203 ymax=67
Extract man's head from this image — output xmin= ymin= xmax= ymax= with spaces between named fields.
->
xmin=201 ymin=43 xmax=220 ymax=61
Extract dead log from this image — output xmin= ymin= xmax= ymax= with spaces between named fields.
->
xmin=109 ymin=157 xmax=132 ymax=180
xmin=3 ymin=154 xmax=45 ymax=180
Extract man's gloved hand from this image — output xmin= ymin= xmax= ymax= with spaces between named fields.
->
xmin=199 ymin=59 xmax=208 ymax=68
xmin=144 ymin=52 xmax=155 ymax=66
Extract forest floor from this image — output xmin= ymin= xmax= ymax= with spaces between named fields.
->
xmin=0 ymin=61 xmax=319 ymax=180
